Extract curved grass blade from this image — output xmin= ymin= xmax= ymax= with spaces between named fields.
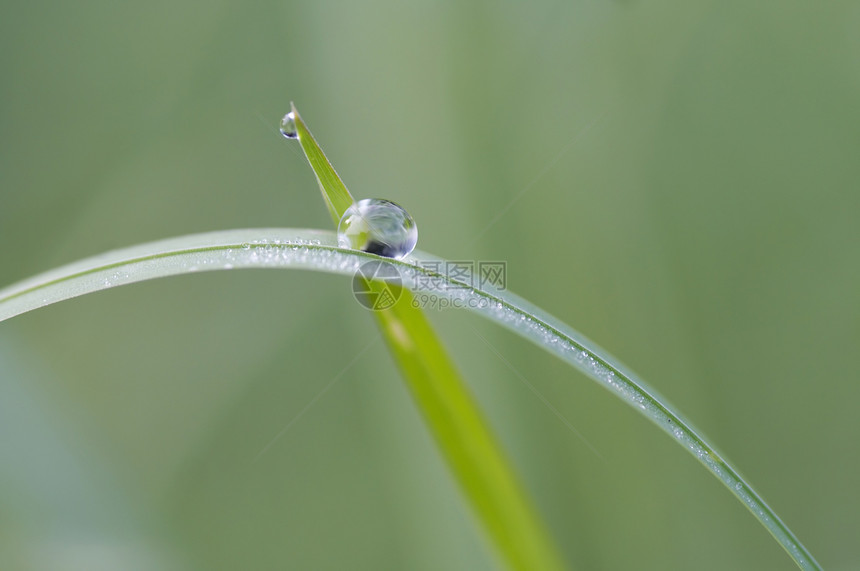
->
xmin=0 ymin=229 xmax=822 ymax=570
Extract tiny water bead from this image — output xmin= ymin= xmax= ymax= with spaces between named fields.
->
xmin=280 ymin=111 xmax=297 ymax=139
xmin=337 ymin=199 xmax=418 ymax=259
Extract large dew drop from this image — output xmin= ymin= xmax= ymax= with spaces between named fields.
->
xmin=280 ymin=111 xmax=297 ymax=139
xmin=337 ymin=199 xmax=418 ymax=259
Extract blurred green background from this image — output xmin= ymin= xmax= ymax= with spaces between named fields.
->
xmin=1 ymin=1 xmax=857 ymax=569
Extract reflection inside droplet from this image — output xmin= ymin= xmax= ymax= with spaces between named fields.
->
xmin=338 ymin=199 xmax=418 ymax=259
xmin=280 ymin=111 xmax=297 ymax=139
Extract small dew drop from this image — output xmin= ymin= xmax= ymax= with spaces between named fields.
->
xmin=280 ymin=111 xmax=297 ymax=139
xmin=337 ymin=198 xmax=417 ymax=259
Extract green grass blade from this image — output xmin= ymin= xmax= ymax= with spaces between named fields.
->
xmin=291 ymin=104 xmax=566 ymax=570
xmin=374 ymin=288 xmax=565 ymax=570
xmin=0 ymin=230 xmax=821 ymax=570
xmin=290 ymin=103 xmax=355 ymax=226
xmin=0 ymin=230 xmax=335 ymax=322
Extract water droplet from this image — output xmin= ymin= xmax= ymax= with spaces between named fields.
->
xmin=280 ymin=111 xmax=297 ymax=139
xmin=337 ymin=199 xmax=417 ymax=259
